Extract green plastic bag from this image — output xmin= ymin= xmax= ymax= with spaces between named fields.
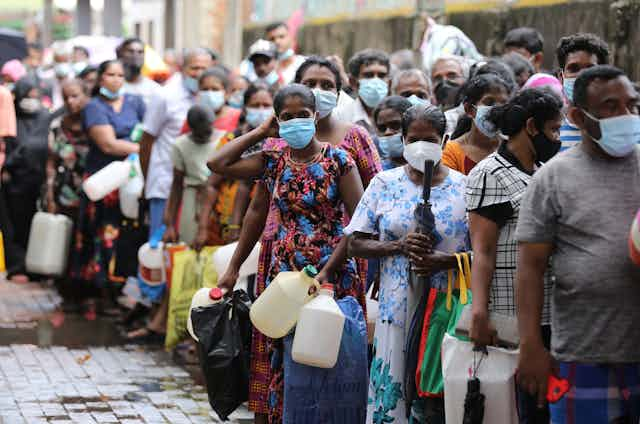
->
xmin=416 ymin=253 xmax=472 ymax=397
xmin=166 ymin=246 xmax=218 ymax=349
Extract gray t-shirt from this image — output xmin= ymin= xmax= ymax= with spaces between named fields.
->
xmin=516 ymin=145 xmax=640 ymax=363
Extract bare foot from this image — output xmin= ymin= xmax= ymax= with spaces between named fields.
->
xmin=9 ymin=274 xmax=29 ymax=284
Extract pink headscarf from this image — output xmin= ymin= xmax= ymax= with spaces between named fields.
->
xmin=1 ymin=59 xmax=26 ymax=82
xmin=523 ymin=73 xmax=565 ymax=100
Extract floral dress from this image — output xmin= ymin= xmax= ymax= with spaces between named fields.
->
xmin=248 ymin=125 xmax=381 ymax=417
xmin=344 ymin=166 xmax=470 ymax=423
xmin=50 ymin=121 xmax=90 ymax=215
xmin=262 ymin=143 xmax=365 ymax=423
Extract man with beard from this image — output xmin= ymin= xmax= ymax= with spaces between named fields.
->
xmin=117 ymin=38 xmax=161 ymax=106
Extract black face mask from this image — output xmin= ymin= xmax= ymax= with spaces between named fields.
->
xmin=123 ymin=62 xmax=143 ymax=80
xmin=434 ymin=79 xmax=461 ymax=110
xmin=531 ymin=131 xmax=561 ymax=163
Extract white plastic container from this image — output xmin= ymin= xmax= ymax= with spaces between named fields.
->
xmin=292 ymin=283 xmax=345 ymax=368
xmin=82 ymin=160 xmax=131 ymax=201
xmin=366 ymin=287 xmax=379 ymax=345
xmin=187 ymin=287 xmax=225 ymax=341
xmin=25 ymin=212 xmax=73 ymax=276
xmin=212 ymin=241 xmax=261 ymax=279
xmin=138 ymin=242 xmax=165 ymax=286
xmin=250 ymin=265 xmax=320 ymax=339
xmin=119 ymin=155 xmax=144 ymax=219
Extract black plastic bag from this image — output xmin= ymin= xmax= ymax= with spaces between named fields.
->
xmin=191 ymin=290 xmax=252 ymax=420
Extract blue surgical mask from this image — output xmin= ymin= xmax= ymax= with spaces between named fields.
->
xmin=279 ymin=49 xmax=294 ymax=61
xmin=278 ymin=117 xmax=316 ymax=149
xmin=54 ymin=62 xmax=71 ymax=78
xmin=358 ymin=77 xmax=388 ymax=108
xmin=474 ymin=105 xmax=498 ymax=138
xmin=563 ymin=77 xmax=576 ymax=103
xmin=407 ymin=94 xmax=429 ymax=107
xmin=246 ymin=107 xmax=272 ymax=128
xmin=72 ymin=61 xmax=87 ymax=75
xmin=261 ymin=70 xmax=279 ymax=86
xmin=99 ymin=86 xmax=124 ymax=100
xmin=582 ymin=109 xmax=640 ymax=157
xmin=183 ymin=75 xmax=199 ymax=94
xmin=228 ymin=91 xmax=245 ymax=109
xmin=199 ymin=90 xmax=225 ymax=111
xmin=312 ymin=89 xmax=338 ymax=118
xmin=378 ymin=133 xmax=404 ymax=158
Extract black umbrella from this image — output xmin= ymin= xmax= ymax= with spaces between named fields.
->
xmin=0 ymin=27 xmax=27 ymax=68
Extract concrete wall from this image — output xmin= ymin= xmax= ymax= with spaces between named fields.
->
xmin=243 ymin=0 xmax=640 ymax=80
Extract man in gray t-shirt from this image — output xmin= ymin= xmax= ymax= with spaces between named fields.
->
xmin=515 ymin=66 xmax=640 ymax=422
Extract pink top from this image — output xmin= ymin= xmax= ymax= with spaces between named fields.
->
xmin=261 ymin=124 xmax=381 ymax=241
xmin=0 ymin=86 xmax=16 ymax=137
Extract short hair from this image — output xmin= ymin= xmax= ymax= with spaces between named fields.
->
xmin=265 ymin=21 xmax=288 ymax=34
xmin=62 ymin=78 xmax=89 ymax=95
xmin=504 ymin=27 xmax=544 ymax=55
xmin=116 ymin=37 xmax=144 ymax=58
xmin=187 ymin=104 xmax=215 ymax=130
xmin=573 ymin=65 xmax=626 ymax=109
xmin=294 ymin=56 xmax=342 ymax=93
xmin=244 ymin=82 xmax=273 ymax=106
xmin=502 ymin=52 xmax=535 ymax=81
xmin=347 ymin=48 xmax=390 ymax=78
xmin=73 ymin=45 xmax=90 ymax=58
xmin=273 ymin=83 xmax=316 ymax=116
xmin=199 ymin=67 xmax=230 ymax=90
xmin=182 ymin=47 xmax=210 ymax=67
xmin=373 ymin=95 xmax=412 ymax=125
xmin=556 ymin=33 xmax=610 ymax=70
xmin=470 ymin=59 xmax=517 ymax=94
xmin=92 ymin=59 xmax=122 ymax=97
xmin=430 ymin=54 xmax=469 ymax=78
xmin=401 ymin=104 xmax=447 ymax=138
xmin=486 ymin=87 xmax=563 ymax=136
xmin=390 ymin=49 xmax=418 ymax=71
xmin=391 ymin=69 xmax=431 ymax=94
xmin=78 ymin=65 xmax=97 ymax=79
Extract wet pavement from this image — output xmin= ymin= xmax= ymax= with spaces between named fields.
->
xmin=0 ymin=278 xmax=254 ymax=423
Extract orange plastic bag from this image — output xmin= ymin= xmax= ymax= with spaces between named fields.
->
xmin=164 ymin=243 xmax=188 ymax=289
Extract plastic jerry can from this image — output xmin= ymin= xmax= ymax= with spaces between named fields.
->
xmin=25 ymin=212 xmax=73 ymax=276
xmin=187 ymin=287 xmax=225 ymax=341
xmin=138 ymin=242 xmax=165 ymax=286
xmin=82 ymin=160 xmax=131 ymax=201
xmin=212 ymin=241 xmax=261 ymax=279
xmin=119 ymin=154 xmax=144 ymax=219
xmin=250 ymin=265 xmax=320 ymax=339
xmin=291 ymin=283 xmax=345 ymax=368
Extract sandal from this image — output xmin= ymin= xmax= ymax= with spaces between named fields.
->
xmin=125 ymin=327 xmax=165 ymax=345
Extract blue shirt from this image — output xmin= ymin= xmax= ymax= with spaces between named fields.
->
xmin=82 ymin=93 xmax=145 ymax=174
xmin=559 ymin=118 xmax=581 ymax=151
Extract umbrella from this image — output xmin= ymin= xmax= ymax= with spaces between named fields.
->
xmin=0 ymin=27 xmax=27 ymax=68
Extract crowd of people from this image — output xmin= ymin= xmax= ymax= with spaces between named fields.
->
xmin=0 ymin=18 xmax=639 ymax=424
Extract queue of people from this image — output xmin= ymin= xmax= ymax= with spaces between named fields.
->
xmin=0 ymin=20 xmax=639 ymax=424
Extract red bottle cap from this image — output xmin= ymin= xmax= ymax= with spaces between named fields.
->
xmin=321 ymin=283 xmax=334 ymax=291
xmin=209 ymin=287 xmax=223 ymax=300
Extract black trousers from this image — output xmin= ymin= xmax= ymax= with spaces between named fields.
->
xmin=1 ymin=186 xmax=38 ymax=276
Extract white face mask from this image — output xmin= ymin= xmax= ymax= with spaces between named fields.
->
xmin=402 ymin=140 xmax=443 ymax=173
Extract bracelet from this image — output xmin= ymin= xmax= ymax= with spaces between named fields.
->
xmin=226 ymin=224 xmax=241 ymax=230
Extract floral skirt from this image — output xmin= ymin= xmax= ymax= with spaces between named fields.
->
xmin=70 ymin=190 xmax=122 ymax=290
xmin=368 ymin=321 xmax=407 ymax=423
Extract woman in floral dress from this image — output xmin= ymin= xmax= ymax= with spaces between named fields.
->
xmin=345 ymin=104 xmax=470 ymax=422
xmin=209 ymin=84 xmax=367 ymax=423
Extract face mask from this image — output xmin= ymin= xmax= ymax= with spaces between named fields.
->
xmin=278 ymin=117 xmax=316 ymax=149
xmin=72 ymin=62 xmax=87 ymax=75
xmin=403 ymin=140 xmax=443 ymax=173
xmin=563 ymin=77 xmax=576 ymax=103
xmin=531 ymin=131 xmax=561 ymax=163
xmin=18 ymin=97 xmax=41 ymax=114
xmin=54 ymin=63 xmax=71 ymax=78
xmin=261 ymin=70 xmax=279 ymax=86
xmin=358 ymin=77 xmax=388 ymax=108
xmin=407 ymin=95 xmax=429 ymax=107
xmin=199 ymin=90 xmax=225 ymax=112
xmin=228 ymin=91 xmax=244 ymax=109
xmin=582 ymin=110 xmax=640 ymax=158
xmin=279 ymin=49 xmax=294 ymax=61
xmin=312 ymin=89 xmax=338 ymax=119
xmin=6 ymin=83 xmax=14 ymax=92
xmin=474 ymin=105 xmax=498 ymax=138
xmin=378 ymin=133 xmax=404 ymax=158
xmin=183 ymin=75 xmax=199 ymax=94
xmin=99 ymin=86 xmax=123 ymax=100
xmin=123 ymin=62 xmax=142 ymax=80
xmin=434 ymin=79 xmax=461 ymax=109
xmin=246 ymin=107 xmax=272 ymax=128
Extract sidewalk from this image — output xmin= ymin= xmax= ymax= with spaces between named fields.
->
xmin=0 ymin=278 xmax=254 ymax=424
